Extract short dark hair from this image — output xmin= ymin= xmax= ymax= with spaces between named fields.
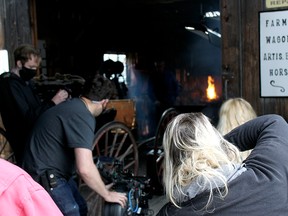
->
xmin=81 ymin=78 xmax=96 ymax=100
xmin=14 ymin=44 xmax=41 ymax=65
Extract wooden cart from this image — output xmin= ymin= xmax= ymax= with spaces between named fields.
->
xmin=92 ymin=99 xmax=138 ymax=175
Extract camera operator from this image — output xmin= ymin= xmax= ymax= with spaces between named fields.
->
xmin=22 ymin=80 xmax=127 ymax=215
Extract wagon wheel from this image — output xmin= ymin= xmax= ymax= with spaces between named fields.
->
xmin=93 ymin=121 xmax=139 ymax=176
xmin=79 ymin=121 xmax=139 ymax=214
xmin=153 ymin=108 xmax=179 ymax=192
xmin=0 ymin=127 xmax=16 ymax=164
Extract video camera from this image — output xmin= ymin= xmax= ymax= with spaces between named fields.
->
xmin=96 ymin=156 xmax=154 ymax=216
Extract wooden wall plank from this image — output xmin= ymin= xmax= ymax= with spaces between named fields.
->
xmin=241 ymin=1 xmax=263 ymax=113
xmin=221 ymin=0 xmax=288 ymax=120
xmin=221 ymin=0 xmax=241 ymax=99
xmin=2 ymin=0 xmax=32 ymax=68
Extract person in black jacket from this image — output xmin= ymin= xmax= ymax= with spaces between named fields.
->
xmin=0 ymin=44 xmax=68 ymax=166
xmin=157 ymin=113 xmax=288 ymax=215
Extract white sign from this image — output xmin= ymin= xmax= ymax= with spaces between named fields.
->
xmin=0 ymin=50 xmax=9 ymax=75
xmin=260 ymin=10 xmax=288 ymax=97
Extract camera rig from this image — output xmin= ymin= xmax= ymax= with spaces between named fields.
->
xmin=96 ymin=156 xmax=154 ymax=216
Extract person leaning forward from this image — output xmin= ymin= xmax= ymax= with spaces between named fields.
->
xmin=157 ymin=113 xmax=288 ymax=216
xmin=22 ymin=80 xmax=127 ymax=215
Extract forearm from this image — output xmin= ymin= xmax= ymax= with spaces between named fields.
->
xmin=75 ymin=148 xmax=127 ymax=207
xmin=79 ymin=163 xmax=110 ymax=200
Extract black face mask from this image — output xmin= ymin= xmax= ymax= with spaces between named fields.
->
xmin=19 ymin=67 xmax=37 ymax=81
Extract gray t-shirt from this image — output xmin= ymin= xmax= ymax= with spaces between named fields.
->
xmin=22 ymin=98 xmax=95 ymax=180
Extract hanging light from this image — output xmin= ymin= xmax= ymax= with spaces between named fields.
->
xmin=185 ymin=23 xmax=221 ymax=47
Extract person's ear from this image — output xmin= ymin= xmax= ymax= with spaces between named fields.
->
xmin=16 ymin=60 xmax=23 ymax=68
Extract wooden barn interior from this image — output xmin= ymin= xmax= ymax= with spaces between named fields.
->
xmin=2 ymin=1 xmax=288 ymax=118
xmin=1 ymin=0 xmax=288 ymax=214
xmin=1 ymin=0 xmax=226 ymax=138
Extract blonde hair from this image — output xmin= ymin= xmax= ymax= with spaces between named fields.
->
xmin=163 ymin=113 xmax=242 ymax=210
xmin=217 ymin=98 xmax=257 ymax=159
xmin=217 ymin=98 xmax=256 ymax=135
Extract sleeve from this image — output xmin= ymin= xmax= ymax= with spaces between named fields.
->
xmin=0 ymin=173 xmax=63 ymax=216
xmin=63 ymin=112 xmax=95 ymax=150
xmin=224 ymin=114 xmax=287 ymax=150
xmin=224 ymin=114 xmax=288 ymax=170
xmin=23 ymin=178 xmax=64 ymax=216
xmin=9 ymin=79 xmax=55 ymax=125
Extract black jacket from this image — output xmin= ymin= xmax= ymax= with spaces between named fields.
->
xmin=0 ymin=72 xmax=54 ymax=165
xmin=157 ymin=114 xmax=288 ymax=216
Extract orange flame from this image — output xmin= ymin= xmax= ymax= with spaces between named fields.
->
xmin=206 ymin=76 xmax=218 ymax=101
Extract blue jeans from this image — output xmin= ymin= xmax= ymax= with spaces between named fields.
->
xmin=49 ymin=177 xmax=88 ymax=216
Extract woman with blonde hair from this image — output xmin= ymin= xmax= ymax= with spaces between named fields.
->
xmin=157 ymin=113 xmax=288 ymax=215
xmin=217 ymin=98 xmax=257 ymax=160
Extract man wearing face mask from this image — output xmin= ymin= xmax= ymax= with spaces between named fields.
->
xmin=0 ymin=44 xmax=69 ymax=166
